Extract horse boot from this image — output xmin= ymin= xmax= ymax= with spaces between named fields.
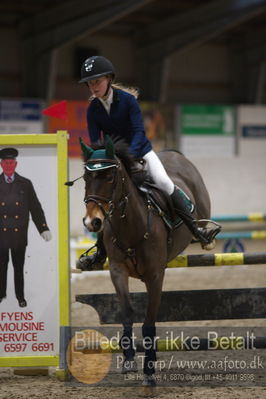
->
xmin=76 ymin=232 xmax=107 ymax=271
xmin=170 ymin=186 xmax=221 ymax=248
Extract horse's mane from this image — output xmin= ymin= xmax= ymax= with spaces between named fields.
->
xmin=90 ymin=138 xmax=135 ymax=176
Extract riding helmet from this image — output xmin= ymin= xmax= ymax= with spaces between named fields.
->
xmin=79 ymin=56 xmax=115 ymax=83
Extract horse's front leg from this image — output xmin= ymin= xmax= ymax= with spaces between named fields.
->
xmin=142 ymin=269 xmax=165 ymax=387
xmin=109 ymin=263 xmax=137 ymax=374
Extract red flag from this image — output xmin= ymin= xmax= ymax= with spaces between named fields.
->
xmin=42 ymin=100 xmax=68 ymax=121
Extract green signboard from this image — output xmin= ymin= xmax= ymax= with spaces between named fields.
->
xmin=181 ymin=105 xmax=235 ymax=136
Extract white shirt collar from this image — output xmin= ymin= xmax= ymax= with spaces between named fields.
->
xmin=99 ymin=88 xmax=113 ymax=114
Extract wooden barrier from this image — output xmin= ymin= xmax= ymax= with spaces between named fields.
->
xmin=76 ymin=287 xmax=266 ymax=324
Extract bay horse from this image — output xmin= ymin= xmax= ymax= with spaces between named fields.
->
xmin=79 ymin=136 xmax=213 ymax=386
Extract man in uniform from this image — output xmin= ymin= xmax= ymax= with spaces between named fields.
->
xmin=0 ymin=147 xmax=52 ymax=307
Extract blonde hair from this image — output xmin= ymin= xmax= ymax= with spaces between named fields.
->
xmin=112 ymin=83 xmax=139 ymax=99
xmin=88 ymin=79 xmax=140 ymax=101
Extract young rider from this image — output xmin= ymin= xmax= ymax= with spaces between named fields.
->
xmin=79 ymin=55 xmax=220 ymax=269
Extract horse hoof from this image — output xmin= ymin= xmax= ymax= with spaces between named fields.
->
xmin=121 ymin=359 xmax=138 ymax=374
xmin=202 ymin=238 xmax=216 ymax=251
xmin=142 ymin=374 xmax=156 ymax=387
xmin=76 ymin=257 xmax=88 ymax=271
xmin=76 ymin=257 xmax=104 ymax=271
xmin=142 ymin=375 xmax=157 ymax=396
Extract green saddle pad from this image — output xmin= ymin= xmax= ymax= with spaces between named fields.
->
xmin=146 ymin=187 xmax=194 ymax=230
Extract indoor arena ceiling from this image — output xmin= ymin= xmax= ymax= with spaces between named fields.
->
xmin=1 ymin=0 xmax=266 ymax=42
xmin=1 ymin=0 xmax=266 ymax=100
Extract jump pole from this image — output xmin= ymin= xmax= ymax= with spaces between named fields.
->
xmin=216 ymin=231 xmax=266 ymax=240
xmin=167 ymin=252 xmax=266 ymax=268
xmin=213 ymin=212 xmax=266 ymax=223
xmin=71 ymin=252 xmax=266 ymax=274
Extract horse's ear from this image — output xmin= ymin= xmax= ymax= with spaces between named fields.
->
xmin=105 ymin=135 xmax=115 ymax=159
xmin=79 ymin=137 xmax=94 ymax=160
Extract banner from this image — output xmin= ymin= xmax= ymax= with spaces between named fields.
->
xmin=0 ymin=100 xmax=44 ymax=135
xmin=0 ymin=132 xmax=69 ymax=367
xmin=47 ymin=101 xmax=88 ymax=158
xmin=180 ymin=105 xmax=236 ymax=157
xmin=242 ymin=126 xmax=266 ymax=138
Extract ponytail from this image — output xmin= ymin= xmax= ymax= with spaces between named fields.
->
xmin=112 ymin=83 xmax=139 ymax=99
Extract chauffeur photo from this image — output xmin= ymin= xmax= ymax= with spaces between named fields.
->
xmin=0 ymin=147 xmax=52 ymax=308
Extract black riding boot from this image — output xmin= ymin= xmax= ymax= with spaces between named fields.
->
xmin=76 ymin=232 xmax=107 ymax=271
xmin=170 ymin=187 xmax=221 ymax=245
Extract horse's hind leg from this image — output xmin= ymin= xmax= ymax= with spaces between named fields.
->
xmin=109 ymin=264 xmax=137 ymax=373
xmin=142 ymin=270 xmax=165 ymax=386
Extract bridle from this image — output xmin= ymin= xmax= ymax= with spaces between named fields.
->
xmin=83 ymin=157 xmax=152 ymax=266
xmin=83 ymin=158 xmax=126 ymax=218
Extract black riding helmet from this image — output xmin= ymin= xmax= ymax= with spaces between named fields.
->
xmin=79 ymin=56 xmax=115 ymax=84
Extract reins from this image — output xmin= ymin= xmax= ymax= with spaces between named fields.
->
xmin=106 ymin=198 xmax=152 ymax=264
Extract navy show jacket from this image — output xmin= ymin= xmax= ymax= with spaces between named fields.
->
xmin=86 ymin=88 xmax=152 ymax=158
xmin=0 ymin=173 xmax=49 ymax=249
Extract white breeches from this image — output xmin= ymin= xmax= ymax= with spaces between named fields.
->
xmin=143 ymin=150 xmax=174 ymax=195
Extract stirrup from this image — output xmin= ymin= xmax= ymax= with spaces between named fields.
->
xmin=195 ymin=219 xmax=222 ymax=229
xmin=193 ymin=219 xmax=221 ymax=244
xmin=76 ymin=245 xmax=106 ymax=271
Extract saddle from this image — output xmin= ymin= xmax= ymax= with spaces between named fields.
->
xmin=131 ymin=160 xmax=194 ymax=230
xmin=139 ymin=183 xmax=194 ymax=230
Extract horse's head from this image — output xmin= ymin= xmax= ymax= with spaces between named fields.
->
xmin=80 ymin=136 xmax=121 ymax=232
